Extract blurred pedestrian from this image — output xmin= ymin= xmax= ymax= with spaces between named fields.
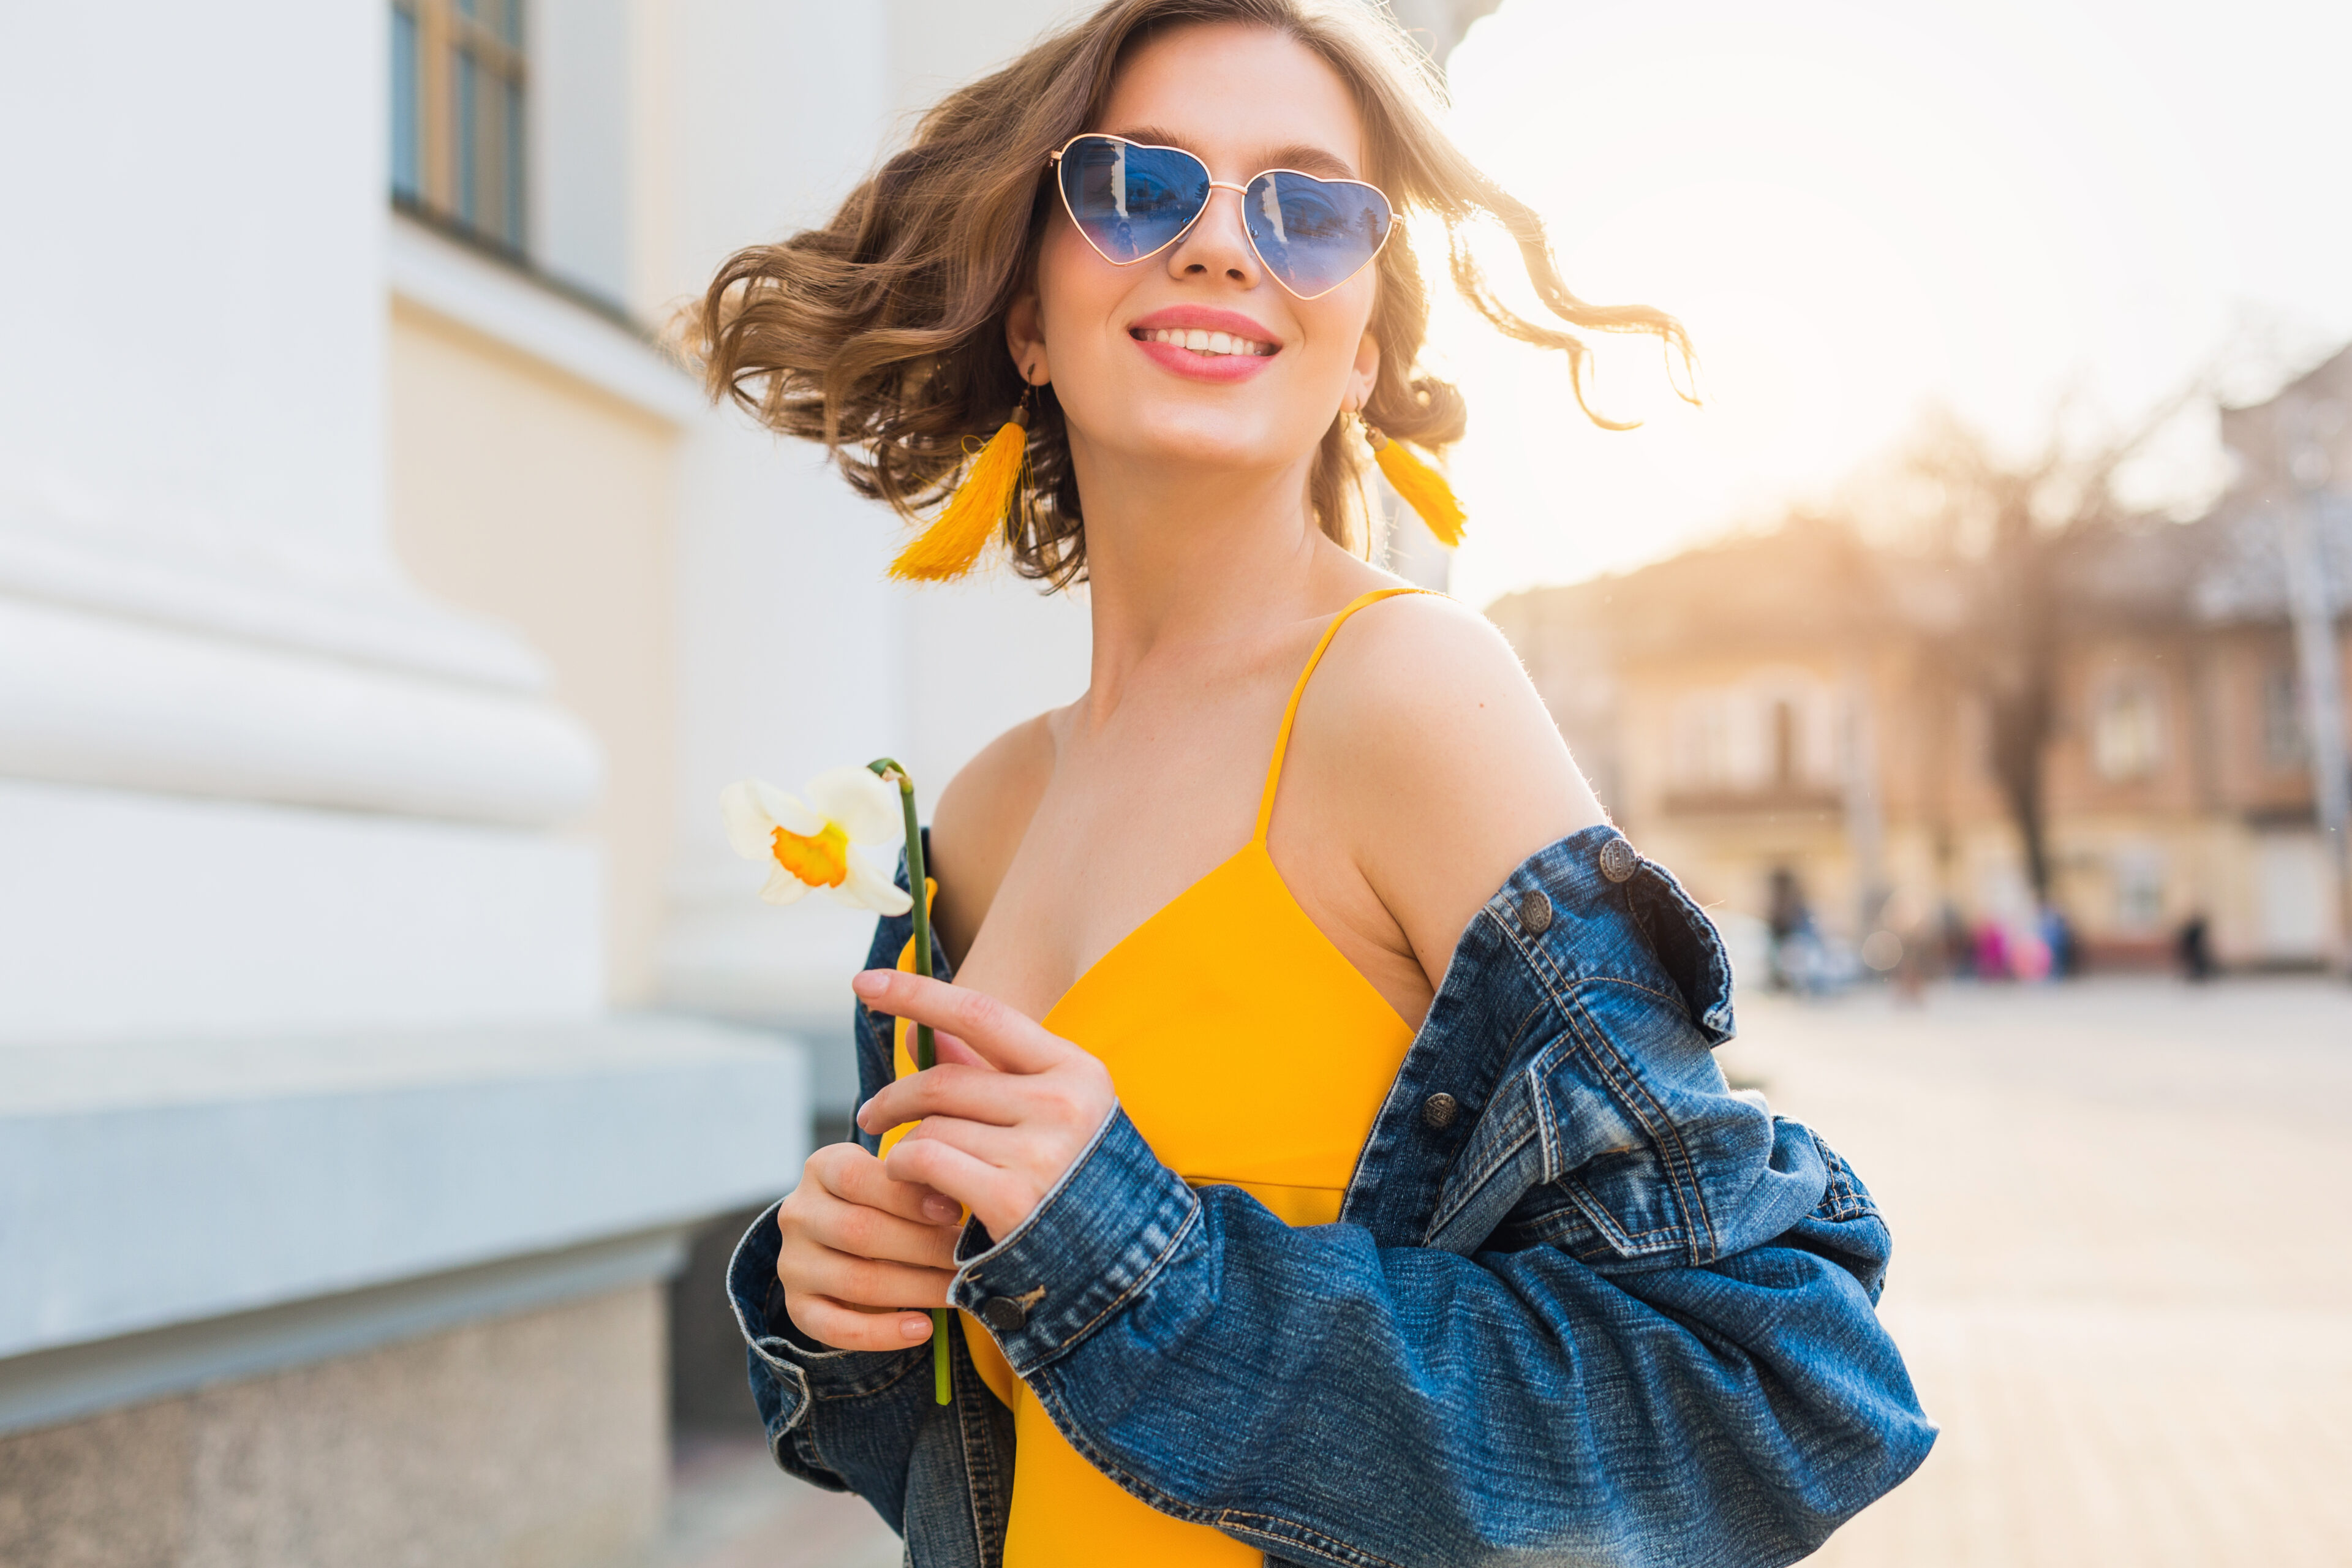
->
xmin=2177 ymin=912 xmax=2214 ymax=982
xmin=2039 ymin=904 xmax=2078 ymax=979
xmin=1766 ymin=866 xmax=1811 ymax=992
xmin=1973 ymin=919 xmax=2010 ymax=981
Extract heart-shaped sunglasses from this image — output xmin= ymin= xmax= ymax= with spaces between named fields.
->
xmin=1047 ymin=134 xmax=1395 ymax=301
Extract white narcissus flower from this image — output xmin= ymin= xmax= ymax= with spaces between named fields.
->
xmin=721 ymin=767 xmax=914 ymax=916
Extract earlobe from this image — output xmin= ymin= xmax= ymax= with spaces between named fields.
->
xmin=1005 ymin=293 xmax=1049 ymax=386
xmin=1351 ymin=330 xmax=1381 ymax=409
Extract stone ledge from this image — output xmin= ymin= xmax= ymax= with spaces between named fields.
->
xmin=0 ymin=1013 xmax=807 ymax=1366
xmin=0 ymin=1226 xmax=686 ymax=1438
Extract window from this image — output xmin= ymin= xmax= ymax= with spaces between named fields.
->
xmin=390 ymin=0 xmax=527 ymax=250
xmin=1672 ymin=693 xmax=1733 ymax=788
xmin=2090 ymin=678 xmax=2164 ymax=782
xmin=2262 ymin=665 xmax=2307 ymax=773
xmin=2111 ymin=846 xmax=2166 ymax=932
xmin=1769 ymin=698 xmax=1798 ymax=786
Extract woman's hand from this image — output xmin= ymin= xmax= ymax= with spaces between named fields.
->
xmin=772 ymin=1142 xmax=963 ymax=1351
xmin=850 ymin=969 xmax=1117 ymax=1242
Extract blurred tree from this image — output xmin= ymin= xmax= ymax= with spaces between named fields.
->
xmin=1896 ymin=397 xmax=2192 ymax=902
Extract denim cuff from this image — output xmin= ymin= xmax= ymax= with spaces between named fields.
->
xmin=947 ymin=1106 xmax=1199 ymax=1376
xmin=726 ymin=1200 xmax=931 ymax=1434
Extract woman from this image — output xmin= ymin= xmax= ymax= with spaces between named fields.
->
xmin=704 ymin=3 xmax=1932 ymax=1564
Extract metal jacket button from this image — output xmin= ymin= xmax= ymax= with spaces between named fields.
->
xmin=1517 ymin=889 xmax=1552 ymax=933
xmin=1421 ymin=1092 xmax=1460 ymax=1130
xmin=1598 ymin=837 xmax=1640 ymax=884
xmin=979 ymin=1295 xmax=1030 ymax=1334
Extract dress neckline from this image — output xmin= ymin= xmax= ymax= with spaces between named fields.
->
xmin=1035 ymin=587 xmax=1429 ymax=1031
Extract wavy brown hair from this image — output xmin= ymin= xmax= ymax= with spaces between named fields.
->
xmin=692 ymin=0 xmax=1690 ymax=589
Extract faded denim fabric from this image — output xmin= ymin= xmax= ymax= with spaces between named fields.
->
xmin=726 ymin=825 xmax=1935 ymax=1567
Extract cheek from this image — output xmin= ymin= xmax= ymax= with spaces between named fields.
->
xmin=1034 ymin=223 xmax=1126 ymax=351
xmin=1296 ymin=278 xmax=1378 ymax=380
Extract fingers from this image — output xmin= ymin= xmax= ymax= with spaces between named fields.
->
xmin=927 ymin=1033 xmax=992 ymax=1070
xmin=786 ymin=1293 xmax=938 ymax=1353
xmin=778 ymin=1237 xmax=955 ymax=1313
xmin=788 ymin=1185 xmax=960 ymax=1273
xmin=811 ymin=1141 xmax=962 ymax=1227
xmin=851 ymin=971 xmax=1067 ymax=1074
xmin=894 ymin=1115 xmax=1033 ymax=1167
xmin=884 ymin=1134 xmax=1028 ymax=1235
xmin=855 ymin=1062 xmax=1044 ymax=1139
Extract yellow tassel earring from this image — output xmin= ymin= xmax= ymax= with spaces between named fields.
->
xmin=889 ymin=388 xmax=1034 ymax=582
xmin=1363 ymin=420 xmax=1466 ymax=548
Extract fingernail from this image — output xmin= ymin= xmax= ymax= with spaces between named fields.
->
xmin=850 ymin=970 xmax=889 ymax=998
xmin=903 ymin=1315 xmax=932 ymax=1341
xmin=923 ymin=1197 xmax=960 ymax=1224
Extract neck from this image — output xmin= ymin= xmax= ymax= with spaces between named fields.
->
xmin=1065 ymin=438 xmax=1338 ymax=720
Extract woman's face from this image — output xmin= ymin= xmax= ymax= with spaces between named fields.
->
xmin=1012 ymin=23 xmax=1381 ymax=498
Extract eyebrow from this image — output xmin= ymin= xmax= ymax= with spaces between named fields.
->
xmin=1104 ymin=124 xmax=1362 ymax=182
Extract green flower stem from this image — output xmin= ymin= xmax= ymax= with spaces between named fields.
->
xmin=868 ymin=757 xmax=950 ymax=1406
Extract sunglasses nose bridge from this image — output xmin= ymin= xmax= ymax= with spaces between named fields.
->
xmin=1158 ymin=179 xmax=1261 ymax=279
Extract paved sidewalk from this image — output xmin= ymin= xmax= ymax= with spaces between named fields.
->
xmin=1724 ymin=977 xmax=2352 ymax=1567
xmin=666 ymin=976 xmax=2352 ymax=1566
xmin=659 ymin=1433 xmax=899 ymax=1568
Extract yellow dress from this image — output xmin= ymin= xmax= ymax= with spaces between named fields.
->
xmin=890 ymin=588 xmax=1424 ymax=1566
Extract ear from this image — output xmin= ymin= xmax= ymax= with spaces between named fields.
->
xmin=1005 ymin=286 xmax=1049 ymax=385
xmin=1346 ymin=328 xmax=1381 ymax=413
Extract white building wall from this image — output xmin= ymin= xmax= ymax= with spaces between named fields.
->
xmin=0 ymin=0 xmax=805 ymax=1449
xmin=649 ymin=0 xmax=1096 ymax=1118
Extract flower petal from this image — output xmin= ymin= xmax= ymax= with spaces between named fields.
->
xmin=760 ymin=782 xmax=826 ymax=839
xmin=806 ymin=765 xmax=905 ymax=845
xmin=759 ymin=865 xmax=815 ymax=905
xmin=720 ymin=780 xmax=778 ymax=861
xmin=834 ymin=853 xmax=913 ymax=916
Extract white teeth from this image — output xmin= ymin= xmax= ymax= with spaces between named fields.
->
xmin=1140 ymin=327 xmax=1273 ymax=356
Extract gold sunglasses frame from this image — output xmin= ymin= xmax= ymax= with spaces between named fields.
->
xmin=1044 ymin=133 xmax=1396 ymax=302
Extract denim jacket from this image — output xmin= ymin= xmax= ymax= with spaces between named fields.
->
xmin=726 ymin=825 xmax=1934 ymax=1567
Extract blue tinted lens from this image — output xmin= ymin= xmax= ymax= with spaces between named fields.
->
xmin=1243 ymin=171 xmax=1392 ymax=296
xmin=1058 ymin=137 xmax=1210 ymax=263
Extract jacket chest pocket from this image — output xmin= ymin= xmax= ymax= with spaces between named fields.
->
xmin=1496 ymin=1063 xmax=1697 ymax=1268
xmin=1421 ymin=989 xmax=1732 ymax=1269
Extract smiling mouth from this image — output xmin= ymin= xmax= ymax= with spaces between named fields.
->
xmin=1131 ymin=326 xmax=1278 ymax=358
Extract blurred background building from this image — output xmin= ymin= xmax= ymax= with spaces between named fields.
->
xmin=1490 ymin=345 xmax=2352 ymax=980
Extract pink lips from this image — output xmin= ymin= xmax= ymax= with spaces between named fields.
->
xmin=1128 ymin=306 xmax=1281 ymax=384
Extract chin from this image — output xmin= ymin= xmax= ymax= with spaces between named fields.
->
xmin=1114 ymin=394 xmax=1317 ymax=471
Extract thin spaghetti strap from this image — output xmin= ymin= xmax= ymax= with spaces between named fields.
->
xmin=1253 ymin=587 xmax=1429 ymax=843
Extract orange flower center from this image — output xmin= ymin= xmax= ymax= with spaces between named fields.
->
xmin=771 ymin=821 xmax=851 ymax=889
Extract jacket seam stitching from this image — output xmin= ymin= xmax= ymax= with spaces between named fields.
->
xmin=1507 ymin=910 xmax=1692 ymax=1023
xmin=1217 ymin=1512 xmax=1409 ymax=1568
xmin=1019 ymin=1384 xmax=1410 ymax=1568
xmin=804 ymin=1347 xmax=927 ymax=1403
xmin=1423 ymin=1111 xmax=1537 ymax=1240
xmin=1558 ymin=982 xmax=1719 ymax=1262
xmin=1041 ymin=1193 xmax=1202 ymax=1361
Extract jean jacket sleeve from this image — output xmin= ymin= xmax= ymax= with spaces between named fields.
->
xmin=940 ymin=831 xmax=1935 ymax=1568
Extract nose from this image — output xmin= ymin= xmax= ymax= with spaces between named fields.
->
xmin=1164 ymin=182 xmax=1260 ymax=288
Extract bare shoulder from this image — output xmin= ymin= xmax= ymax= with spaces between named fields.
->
xmin=1311 ymin=592 xmax=1569 ymax=774
xmin=1290 ymin=590 xmax=1605 ymax=978
xmin=926 ymin=712 xmax=1058 ymax=962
